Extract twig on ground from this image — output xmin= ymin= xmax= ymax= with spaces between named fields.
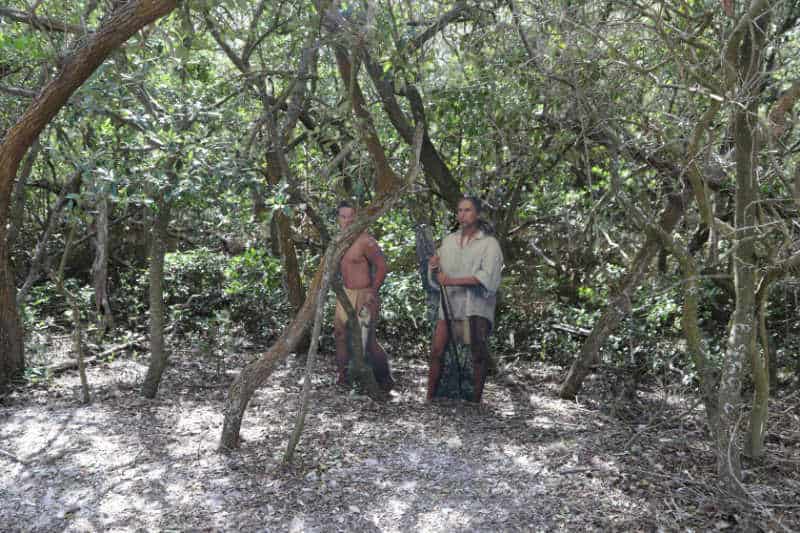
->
xmin=0 ymin=448 xmax=28 ymax=465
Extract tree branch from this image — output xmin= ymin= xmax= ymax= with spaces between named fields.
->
xmin=0 ymin=6 xmax=88 ymax=35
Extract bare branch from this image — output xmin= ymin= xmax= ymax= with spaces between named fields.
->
xmin=0 ymin=6 xmax=88 ymax=35
xmin=407 ymin=1 xmax=469 ymax=52
xmin=0 ymin=84 xmax=37 ymax=98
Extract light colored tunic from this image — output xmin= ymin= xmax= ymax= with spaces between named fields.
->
xmin=428 ymin=229 xmax=503 ymax=325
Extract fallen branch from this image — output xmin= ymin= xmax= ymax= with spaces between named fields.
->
xmin=552 ymin=323 xmax=591 ymax=337
xmin=0 ymin=448 xmax=28 ymax=465
xmin=46 ymin=335 xmax=146 ymax=374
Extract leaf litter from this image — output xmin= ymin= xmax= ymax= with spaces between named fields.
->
xmin=1 ymin=347 xmax=798 ymax=532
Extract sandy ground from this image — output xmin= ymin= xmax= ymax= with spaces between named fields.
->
xmin=2 ymin=347 xmax=799 ymax=532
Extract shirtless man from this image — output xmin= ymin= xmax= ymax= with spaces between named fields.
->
xmin=333 ymin=201 xmax=394 ymax=391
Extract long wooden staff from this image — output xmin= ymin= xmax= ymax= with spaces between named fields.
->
xmin=436 ymin=266 xmax=465 ymax=395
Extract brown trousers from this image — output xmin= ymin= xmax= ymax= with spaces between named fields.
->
xmin=428 ymin=315 xmax=491 ymax=402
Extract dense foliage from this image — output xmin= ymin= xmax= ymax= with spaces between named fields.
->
xmin=2 ymin=0 xmax=800 ymax=497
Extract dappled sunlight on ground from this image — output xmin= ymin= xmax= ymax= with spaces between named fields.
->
xmin=2 ymin=348 xmax=798 ymax=531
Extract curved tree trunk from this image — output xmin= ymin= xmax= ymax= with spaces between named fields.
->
xmin=0 ymin=0 xmax=178 ymax=388
xmin=219 ymin=188 xmax=407 ymax=449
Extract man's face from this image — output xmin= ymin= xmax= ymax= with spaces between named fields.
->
xmin=337 ymin=207 xmax=355 ymax=230
xmin=457 ymin=199 xmax=478 ymax=229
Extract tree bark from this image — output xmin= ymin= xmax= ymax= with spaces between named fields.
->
xmin=642 ymin=215 xmax=720 ymax=429
xmin=92 ymin=192 xmax=114 ymax=336
xmin=363 ymin=54 xmax=462 ymax=210
xmin=0 ymin=0 xmax=178 ymax=388
xmin=746 ymin=297 xmax=770 ymax=458
xmin=7 ymin=140 xmax=41 ymax=252
xmin=714 ymin=0 xmax=771 ymax=489
xmin=284 ymin=244 xmax=337 ymax=464
xmin=141 ymin=198 xmax=171 ymax=399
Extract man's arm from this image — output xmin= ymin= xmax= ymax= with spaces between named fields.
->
xmin=363 ymin=236 xmax=387 ymax=290
xmin=437 ymin=272 xmax=480 ymax=287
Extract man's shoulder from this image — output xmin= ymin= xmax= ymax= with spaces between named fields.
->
xmin=353 ymin=232 xmax=382 ymax=252
xmin=355 ymin=232 xmax=379 ymax=245
xmin=443 ymin=230 xmax=460 ymax=243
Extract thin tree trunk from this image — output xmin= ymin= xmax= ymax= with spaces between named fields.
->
xmin=7 ymin=140 xmax=40 ymax=251
xmin=746 ymin=298 xmax=770 ymax=458
xmin=715 ymin=0 xmax=771 ymax=489
xmin=715 ymin=103 xmax=757 ymax=491
xmin=92 ymin=192 xmax=114 ymax=336
xmin=71 ymin=296 xmax=91 ymax=405
xmin=642 ymin=217 xmax=720 ymax=428
xmin=54 ymin=221 xmax=90 ymax=404
xmin=141 ymin=198 xmax=171 ymax=399
xmin=284 ymin=245 xmax=336 ymax=464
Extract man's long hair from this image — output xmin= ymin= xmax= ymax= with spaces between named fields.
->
xmin=461 ymin=195 xmax=495 ymax=235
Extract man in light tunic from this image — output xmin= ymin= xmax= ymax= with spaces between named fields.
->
xmin=427 ymin=196 xmax=503 ymax=402
xmin=333 ymin=201 xmax=394 ymax=391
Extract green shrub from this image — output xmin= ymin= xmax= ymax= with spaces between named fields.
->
xmin=161 ymin=247 xmax=290 ymax=341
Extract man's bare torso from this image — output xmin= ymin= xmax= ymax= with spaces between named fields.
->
xmin=340 ymin=233 xmax=380 ymax=289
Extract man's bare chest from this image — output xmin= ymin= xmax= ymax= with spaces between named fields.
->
xmin=341 ymin=245 xmax=367 ymax=266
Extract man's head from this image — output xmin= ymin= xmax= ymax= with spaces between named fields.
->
xmin=457 ymin=196 xmax=482 ymax=231
xmin=337 ymin=200 xmax=356 ymax=230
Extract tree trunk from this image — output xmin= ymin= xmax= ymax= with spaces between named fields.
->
xmin=745 ymin=298 xmax=770 ymax=459
xmin=7 ymin=140 xmax=40 ymax=252
xmin=276 ymin=212 xmax=305 ymax=312
xmin=0 ymin=238 xmax=24 ymax=389
xmin=559 ymin=190 xmax=689 ymax=398
xmin=363 ymin=55 xmax=462 ymax=210
xmin=285 ymin=245 xmax=337 ymax=464
xmin=92 ymin=192 xmax=114 ymax=336
xmin=644 ymin=220 xmax=721 ymax=429
xmin=715 ymin=103 xmax=757 ymax=491
xmin=141 ymin=198 xmax=171 ymax=399
xmin=0 ymin=0 xmax=178 ymax=388
xmin=715 ymin=0 xmax=770 ymax=489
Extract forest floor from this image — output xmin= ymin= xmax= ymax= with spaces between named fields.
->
xmin=1 ymin=341 xmax=799 ymax=532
